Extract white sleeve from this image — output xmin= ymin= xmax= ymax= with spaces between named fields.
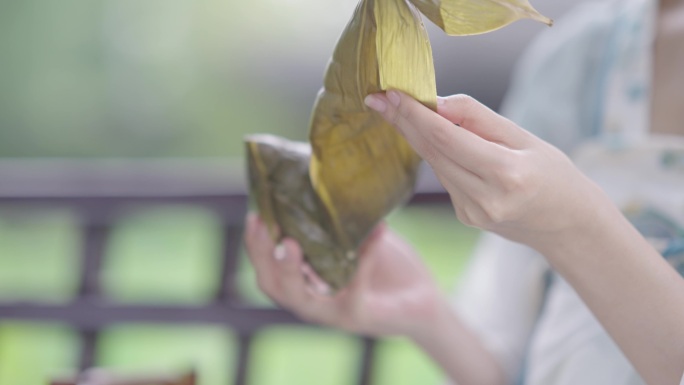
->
xmin=449 ymin=3 xmax=621 ymax=383
xmin=453 ymin=232 xmax=550 ymax=384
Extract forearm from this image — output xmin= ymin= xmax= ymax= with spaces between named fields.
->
xmin=536 ymin=193 xmax=684 ymax=385
xmin=366 ymin=89 xmax=684 ymax=383
xmin=410 ymin=301 xmax=508 ymax=385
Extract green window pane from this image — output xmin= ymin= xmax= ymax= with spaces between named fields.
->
xmin=102 ymin=207 xmax=222 ymax=304
xmin=0 ymin=212 xmax=80 ymax=302
xmin=387 ymin=206 xmax=480 ymax=291
xmin=374 ymin=338 xmax=445 ymax=385
xmin=249 ymin=327 xmax=360 ymax=385
xmin=98 ymin=325 xmax=235 ymax=385
xmin=0 ymin=322 xmax=79 ymax=385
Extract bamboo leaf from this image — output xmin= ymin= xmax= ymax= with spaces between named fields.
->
xmin=245 ymin=0 xmax=551 ymax=290
xmin=308 ymin=0 xmax=435 ymax=251
xmin=409 ymin=0 xmax=553 ymax=36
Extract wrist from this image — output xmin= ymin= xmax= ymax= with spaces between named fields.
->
xmin=533 ymin=188 xmax=646 ymax=279
xmin=407 ymin=299 xmax=508 ymax=385
xmin=531 ymin=181 xmax=621 ymax=259
xmin=407 ymin=297 xmax=455 ymax=346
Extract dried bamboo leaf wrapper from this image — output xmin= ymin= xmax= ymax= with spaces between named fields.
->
xmin=246 ymin=0 xmax=436 ymax=290
xmin=408 ymin=0 xmax=553 ymax=36
xmin=309 ymin=0 xmax=436 ymax=251
xmin=245 ymin=0 xmax=553 ymax=291
xmin=246 ymin=135 xmax=356 ymax=289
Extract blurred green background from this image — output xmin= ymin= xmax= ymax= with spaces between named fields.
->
xmin=0 ymin=0 xmax=572 ymax=383
xmin=0 ymin=206 xmax=479 ymax=385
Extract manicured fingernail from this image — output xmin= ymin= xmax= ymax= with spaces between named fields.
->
xmin=387 ymin=90 xmax=401 ymax=107
xmin=317 ymin=282 xmax=331 ymax=295
xmin=274 ymin=244 xmax=287 ymax=261
xmin=364 ymin=95 xmax=386 ymax=113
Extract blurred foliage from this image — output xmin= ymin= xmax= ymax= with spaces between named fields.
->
xmin=0 ymin=206 xmax=478 ymax=385
xmin=0 ymin=0 xmax=567 ymax=158
xmin=0 ymin=0 xmax=357 ymax=158
xmin=0 ymin=211 xmax=81 ymax=301
xmin=0 ymin=1 xmax=483 ymax=384
xmin=0 ymin=322 xmax=80 ymax=385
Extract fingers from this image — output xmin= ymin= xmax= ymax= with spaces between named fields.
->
xmin=272 ymin=239 xmax=310 ymax=302
xmin=272 ymin=240 xmax=341 ymax=325
xmin=243 ymin=213 xmax=340 ymax=324
xmin=437 ymin=94 xmax=532 ymax=148
xmin=365 ymin=90 xmax=501 ymax=173
xmin=245 ymin=220 xmax=308 ymax=303
xmin=301 ymin=262 xmax=332 ymax=296
xmin=244 ymin=213 xmax=277 ymax=286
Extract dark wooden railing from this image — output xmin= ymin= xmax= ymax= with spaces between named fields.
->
xmin=0 ymin=159 xmax=449 ymax=385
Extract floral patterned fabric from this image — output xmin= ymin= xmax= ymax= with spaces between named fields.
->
xmin=454 ymin=0 xmax=684 ymax=384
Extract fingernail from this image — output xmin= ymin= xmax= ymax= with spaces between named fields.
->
xmin=387 ymin=90 xmax=401 ymax=107
xmin=274 ymin=244 xmax=287 ymax=261
xmin=317 ymin=283 xmax=331 ymax=295
xmin=364 ymin=95 xmax=386 ymax=113
xmin=437 ymin=96 xmax=446 ymax=105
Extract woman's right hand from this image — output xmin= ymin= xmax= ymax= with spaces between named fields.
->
xmin=243 ymin=213 xmax=448 ymax=339
xmin=365 ymin=91 xmax=684 ymax=385
xmin=365 ymin=91 xmax=611 ymax=255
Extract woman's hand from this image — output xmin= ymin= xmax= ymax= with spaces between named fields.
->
xmin=366 ymin=91 xmax=684 ymax=385
xmin=364 ymin=91 xmax=610 ymax=253
xmin=243 ymin=213 xmax=447 ymax=338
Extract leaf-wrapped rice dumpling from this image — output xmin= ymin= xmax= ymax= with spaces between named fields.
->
xmin=245 ymin=0 xmax=551 ymax=291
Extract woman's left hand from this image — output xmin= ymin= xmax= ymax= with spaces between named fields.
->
xmin=365 ymin=91 xmax=610 ymax=252
xmin=244 ymin=214 xmax=449 ymax=338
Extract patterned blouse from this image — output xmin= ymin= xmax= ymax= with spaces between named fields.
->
xmin=453 ymin=0 xmax=684 ymax=384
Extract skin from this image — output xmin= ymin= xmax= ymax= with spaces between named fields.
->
xmin=651 ymin=0 xmax=684 ymax=135
xmin=363 ymin=90 xmax=684 ymax=385
xmin=245 ymin=86 xmax=683 ymax=383
xmin=245 ymin=2 xmax=684 ymax=384
xmin=244 ymin=215 xmax=506 ymax=385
